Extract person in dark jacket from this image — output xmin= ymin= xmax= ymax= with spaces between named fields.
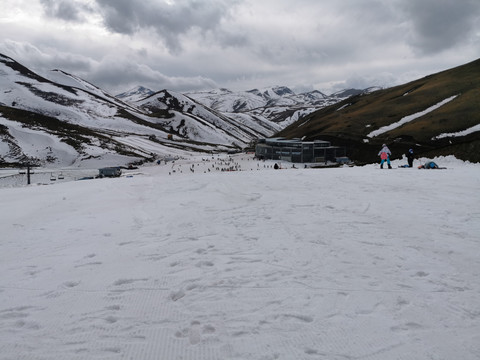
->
xmin=406 ymin=149 xmax=414 ymax=167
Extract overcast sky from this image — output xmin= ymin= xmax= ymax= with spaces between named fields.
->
xmin=1 ymin=0 xmax=479 ymax=95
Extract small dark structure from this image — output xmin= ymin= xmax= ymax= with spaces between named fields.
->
xmin=255 ymin=137 xmax=349 ymax=164
xmin=98 ymin=167 xmax=122 ymax=178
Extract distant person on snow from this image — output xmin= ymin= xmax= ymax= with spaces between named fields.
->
xmin=378 ymin=144 xmax=392 ymax=169
xmin=406 ymin=148 xmax=414 ymax=168
xmin=419 ymin=161 xmax=439 ymax=169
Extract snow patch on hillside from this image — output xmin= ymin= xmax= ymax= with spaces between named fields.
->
xmin=433 ymin=123 xmax=480 ymax=140
xmin=367 ymin=95 xmax=458 ymax=138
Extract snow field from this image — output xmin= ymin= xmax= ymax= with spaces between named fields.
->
xmin=1 ymin=154 xmax=479 ymax=359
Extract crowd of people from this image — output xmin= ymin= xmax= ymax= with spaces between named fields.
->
xmin=163 ymin=155 xmax=283 ymax=176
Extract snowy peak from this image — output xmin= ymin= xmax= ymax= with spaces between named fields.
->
xmin=272 ymin=86 xmax=295 ymax=97
xmin=296 ymin=90 xmax=329 ymax=103
xmin=138 ymin=89 xmax=195 ymax=113
xmin=247 ymin=86 xmax=295 ymax=100
xmin=251 ymin=86 xmax=295 ymax=100
xmin=116 ymin=86 xmax=155 ymax=103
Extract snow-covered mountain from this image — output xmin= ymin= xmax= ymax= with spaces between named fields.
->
xmin=185 ymin=86 xmax=330 ymax=113
xmin=0 ymin=54 xmax=281 ymax=167
xmin=123 ymin=84 xmax=360 ymax=141
xmin=1 ymin=53 xmax=371 ymax=168
xmin=184 ymin=85 xmax=365 ymax=128
xmin=136 ymin=89 xmax=279 ymax=147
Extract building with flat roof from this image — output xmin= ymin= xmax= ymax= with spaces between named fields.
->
xmin=255 ymin=137 xmax=349 ymax=164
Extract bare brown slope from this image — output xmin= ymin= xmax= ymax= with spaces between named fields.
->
xmin=277 ymin=58 xmax=480 ymax=163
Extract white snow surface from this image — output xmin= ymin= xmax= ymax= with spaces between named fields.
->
xmin=367 ymin=95 xmax=458 ymax=138
xmin=1 ymin=154 xmax=479 ymax=360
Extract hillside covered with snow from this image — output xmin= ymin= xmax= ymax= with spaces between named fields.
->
xmin=0 ymin=54 xmax=289 ymax=168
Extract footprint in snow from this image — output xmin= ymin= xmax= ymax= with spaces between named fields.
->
xmin=63 ymin=281 xmax=80 ymax=288
xmin=170 ymin=289 xmax=186 ymax=301
xmin=113 ymin=278 xmax=148 ymax=286
xmin=174 ymin=321 xmax=216 ymax=345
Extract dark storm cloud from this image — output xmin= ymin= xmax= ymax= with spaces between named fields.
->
xmin=400 ymin=0 xmax=480 ymax=54
xmin=40 ymin=0 xmax=93 ymax=22
xmin=94 ymin=0 xmax=239 ymax=53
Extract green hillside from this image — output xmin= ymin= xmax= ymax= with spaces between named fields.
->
xmin=277 ymin=58 xmax=480 ymax=163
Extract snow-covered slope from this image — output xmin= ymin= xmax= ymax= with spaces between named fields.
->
xmin=1 ymin=154 xmax=479 ymax=359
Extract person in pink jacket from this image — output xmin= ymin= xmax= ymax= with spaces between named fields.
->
xmin=378 ymin=144 xmax=392 ymax=169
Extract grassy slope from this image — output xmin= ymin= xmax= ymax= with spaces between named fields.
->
xmin=277 ymin=58 xmax=480 ymax=163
